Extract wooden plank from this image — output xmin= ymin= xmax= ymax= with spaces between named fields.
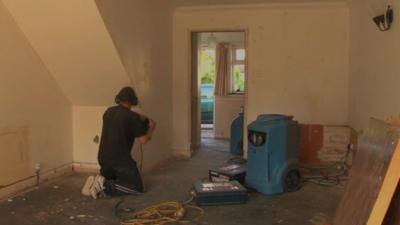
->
xmin=367 ymin=141 xmax=400 ymax=225
xmin=383 ymin=180 xmax=400 ymax=225
xmin=333 ymin=119 xmax=400 ymax=225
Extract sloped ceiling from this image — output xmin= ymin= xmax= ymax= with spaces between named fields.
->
xmin=172 ymin=0 xmax=347 ymax=7
xmin=94 ymin=0 xmax=174 ymax=168
xmin=2 ymin=0 xmax=347 ymax=106
xmin=94 ymin=0 xmax=173 ymax=110
xmin=2 ymin=0 xmax=131 ymax=106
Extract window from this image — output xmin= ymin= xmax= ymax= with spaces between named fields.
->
xmin=199 ymin=48 xmax=216 ymax=98
xmin=231 ymin=48 xmax=246 ymax=93
xmin=235 ymin=49 xmax=246 ymax=61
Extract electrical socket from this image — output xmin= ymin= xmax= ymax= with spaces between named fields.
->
xmin=35 ymin=163 xmax=41 ymax=172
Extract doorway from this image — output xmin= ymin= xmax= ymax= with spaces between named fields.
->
xmin=191 ymin=31 xmax=247 ymax=151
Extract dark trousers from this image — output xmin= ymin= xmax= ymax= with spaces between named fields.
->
xmin=99 ymin=159 xmax=144 ymax=196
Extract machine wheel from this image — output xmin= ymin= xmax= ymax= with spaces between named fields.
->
xmin=283 ymin=169 xmax=302 ymax=192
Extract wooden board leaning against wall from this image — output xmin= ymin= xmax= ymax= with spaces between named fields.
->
xmin=333 ymin=119 xmax=400 ymax=225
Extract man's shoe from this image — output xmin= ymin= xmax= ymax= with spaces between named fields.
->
xmin=81 ymin=176 xmax=95 ymax=196
xmin=89 ymin=175 xmax=105 ymax=199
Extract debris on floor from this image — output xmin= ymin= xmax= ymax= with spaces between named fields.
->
xmin=0 ymin=139 xmax=343 ymax=225
xmin=310 ymin=213 xmax=329 ymax=225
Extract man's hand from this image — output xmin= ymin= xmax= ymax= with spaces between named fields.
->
xmin=138 ymin=118 xmax=156 ymax=145
xmin=149 ymin=119 xmax=156 ymax=131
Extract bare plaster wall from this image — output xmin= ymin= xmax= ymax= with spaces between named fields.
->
xmin=348 ymin=0 xmax=400 ymax=131
xmin=0 ymin=1 xmax=72 ymax=186
xmin=173 ymin=3 xmax=350 ymax=156
xmin=72 ymin=0 xmax=174 ymax=169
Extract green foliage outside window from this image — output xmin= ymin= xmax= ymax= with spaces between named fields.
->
xmin=199 ymin=48 xmax=245 ymax=92
xmin=233 ymin=65 xmax=245 ymax=92
xmin=199 ymin=49 xmax=215 ymax=84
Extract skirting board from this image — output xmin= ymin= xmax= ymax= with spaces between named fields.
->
xmin=0 ymin=153 xmax=194 ymax=200
xmin=213 ymin=135 xmax=230 ymax=140
xmin=172 ymin=148 xmax=192 ymax=159
xmin=0 ymin=163 xmax=73 ymax=201
xmin=72 ymin=162 xmax=100 ymax=173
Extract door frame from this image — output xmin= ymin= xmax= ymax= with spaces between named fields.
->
xmin=189 ymin=29 xmax=249 ymax=154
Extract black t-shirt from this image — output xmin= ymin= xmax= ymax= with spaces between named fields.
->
xmin=98 ymin=105 xmax=149 ymax=165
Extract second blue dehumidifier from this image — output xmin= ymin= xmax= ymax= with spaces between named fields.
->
xmin=230 ymin=110 xmax=244 ymax=156
xmin=245 ymin=114 xmax=301 ymax=195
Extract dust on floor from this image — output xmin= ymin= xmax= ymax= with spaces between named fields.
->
xmin=0 ymin=139 xmax=343 ymax=225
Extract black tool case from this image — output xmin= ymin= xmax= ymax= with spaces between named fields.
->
xmin=194 ymin=181 xmax=248 ymax=206
xmin=209 ymin=163 xmax=247 ymax=184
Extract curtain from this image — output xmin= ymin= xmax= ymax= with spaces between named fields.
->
xmin=214 ymin=43 xmax=232 ymax=97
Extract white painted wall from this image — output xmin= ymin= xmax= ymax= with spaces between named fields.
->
xmin=2 ymin=0 xmax=131 ymax=106
xmin=214 ymin=96 xmax=244 ymax=138
xmin=0 ymin=2 xmax=72 ymax=185
xmin=348 ymin=1 xmax=400 ymax=131
xmin=173 ymin=3 xmax=350 ymax=156
xmin=72 ymin=106 xmax=105 ymax=165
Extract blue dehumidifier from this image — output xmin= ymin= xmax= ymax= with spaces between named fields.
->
xmin=230 ymin=111 xmax=244 ymax=156
xmin=246 ymin=114 xmax=301 ymax=195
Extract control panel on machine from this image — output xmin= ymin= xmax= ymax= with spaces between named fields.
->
xmin=194 ymin=181 xmax=248 ymax=206
xmin=248 ymin=131 xmax=267 ymax=147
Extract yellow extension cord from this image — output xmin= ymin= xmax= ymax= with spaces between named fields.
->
xmin=123 ymin=145 xmax=204 ymax=225
xmin=120 ymin=196 xmax=204 ymax=225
